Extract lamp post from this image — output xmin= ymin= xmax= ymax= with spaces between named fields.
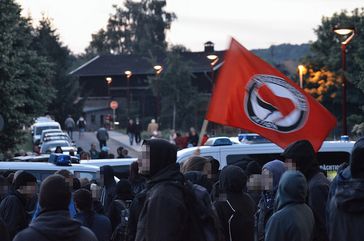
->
xmin=333 ymin=25 xmax=355 ymax=136
xmin=105 ymin=77 xmax=112 ymax=96
xmin=153 ymin=65 xmax=163 ymax=122
xmin=207 ymin=54 xmax=219 ymax=83
xmin=125 ymin=70 xmax=132 ymax=117
xmin=297 ymin=65 xmax=305 ymax=88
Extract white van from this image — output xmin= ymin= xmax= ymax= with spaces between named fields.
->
xmin=177 ymin=140 xmax=354 ymax=180
xmin=32 ymin=121 xmax=61 ymax=144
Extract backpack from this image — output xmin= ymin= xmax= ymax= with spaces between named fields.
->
xmin=111 ymin=199 xmax=132 ymax=241
xmin=78 ymin=120 xmax=85 ymax=128
xmin=179 ymin=181 xmax=222 ymax=241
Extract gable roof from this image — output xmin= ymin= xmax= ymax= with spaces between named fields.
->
xmin=69 ymin=51 xmax=225 ymax=77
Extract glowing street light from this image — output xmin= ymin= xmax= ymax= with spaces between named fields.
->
xmin=333 ymin=25 xmax=356 ymax=135
xmin=105 ymin=77 xmax=112 ymax=96
xmin=124 ymin=70 xmax=132 ymax=117
xmin=153 ymin=65 xmax=163 ymax=76
xmin=153 ymin=65 xmax=163 ymax=121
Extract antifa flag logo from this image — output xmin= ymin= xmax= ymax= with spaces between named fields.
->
xmin=245 ymin=75 xmax=309 ymax=133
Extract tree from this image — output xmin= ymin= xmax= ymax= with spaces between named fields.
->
xmin=32 ymin=16 xmax=83 ymax=125
xmin=149 ymin=46 xmax=205 ymax=130
xmin=0 ymin=0 xmax=55 ymax=152
xmin=304 ymin=8 xmax=364 ymax=130
xmin=84 ymin=0 xmax=175 ymax=57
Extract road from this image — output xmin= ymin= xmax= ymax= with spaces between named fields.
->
xmin=70 ymin=131 xmax=139 ymax=158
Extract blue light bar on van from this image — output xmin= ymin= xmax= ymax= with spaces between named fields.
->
xmin=49 ymin=153 xmax=71 ymax=166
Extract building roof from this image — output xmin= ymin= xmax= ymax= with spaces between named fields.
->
xmin=69 ymin=51 xmax=225 ymax=77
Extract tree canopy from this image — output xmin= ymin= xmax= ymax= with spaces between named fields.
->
xmin=0 ymin=0 xmax=55 ymax=152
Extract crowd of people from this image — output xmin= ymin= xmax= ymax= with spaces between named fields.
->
xmin=0 ymin=137 xmax=363 ymax=241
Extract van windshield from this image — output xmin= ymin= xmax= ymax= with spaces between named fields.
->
xmin=36 ymin=125 xmax=60 ymax=135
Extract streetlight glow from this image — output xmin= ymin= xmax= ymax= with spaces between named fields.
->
xmin=105 ymin=77 xmax=112 ymax=85
xmin=153 ymin=65 xmax=163 ymax=75
xmin=125 ymin=70 xmax=132 ymax=78
xmin=333 ymin=25 xmax=355 ymax=45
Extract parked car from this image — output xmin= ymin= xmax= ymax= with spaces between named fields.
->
xmin=177 ymin=138 xmax=354 ymax=180
xmin=39 ymin=129 xmax=63 ymax=144
xmin=32 ymin=121 xmax=61 ymax=144
xmin=40 ymin=140 xmax=77 ymax=154
xmin=80 ymin=158 xmax=137 ymax=179
xmin=42 ymin=132 xmax=73 ymax=145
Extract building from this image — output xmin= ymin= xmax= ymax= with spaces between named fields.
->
xmin=70 ymin=42 xmax=224 ymax=130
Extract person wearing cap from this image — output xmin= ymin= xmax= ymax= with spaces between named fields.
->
xmin=0 ymin=171 xmax=37 ymax=239
xmin=327 ymin=137 xmax=364 ymax=241
xmin=282 ymin=140 xmax=330 ymax=241
xmin=13 ymin=174 xmax=97 ymax=241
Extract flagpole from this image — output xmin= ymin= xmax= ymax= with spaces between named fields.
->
xmin=198 ymin=119 xmax=209 ymax=146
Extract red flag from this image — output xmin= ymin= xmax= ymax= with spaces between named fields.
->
xmin=206 ymin=38 xmax=336 ymax=151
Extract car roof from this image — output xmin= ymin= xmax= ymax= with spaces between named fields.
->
xmin=33 ymin=121 xmax=60 ymax=127
xmin=80 ymin=158 xmax=136 ymax=167
xmin=0 ymin=162 xmax=100 ymax=172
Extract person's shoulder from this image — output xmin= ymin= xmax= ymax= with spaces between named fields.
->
xmin=79 ymin=226 xmax=98 ymax=241
xmin=13 ymin=227 xmax=40 ymax=241
xmin=95 ymin=213 xmax=111 ymax=224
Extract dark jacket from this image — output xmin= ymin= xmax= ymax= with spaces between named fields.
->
xmin=328 ymin=137 xmax=364 ymax=241
xmin=0 ymin=216 xmax=10 ymax=241
xmin=283 ymin=140 xmax=329 ymax=241
xmin=213 ymin=166 xmax=255 ymax=241
xmin=0 ymin=191 xmax=29 ymax=239
xmin=265 ymin=171 xmax=314 ymax=241
xmin=75 ymin=211 xmax=112 ymax=241
xmin=135 ymin=163 xmax=188 ymax=241
xmin=96 ymin=127 xmax=109 ymax=141
xmin=100 ymin=165 xmax=116 ymax=213
xmin=13 ymin=210 xmax=97 ymax=241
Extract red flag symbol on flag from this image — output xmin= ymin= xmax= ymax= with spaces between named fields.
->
xmin=206 ymin=38 xmax=336 ymax=152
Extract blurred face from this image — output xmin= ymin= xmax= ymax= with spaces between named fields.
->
xmin=247 ymin=174 xmax=262 ymax=191
xmin=138 ymin=144 xmax=151 ymax=175
xmin=203 ymin=162 xmax=213 ymax=179
xmin=285 ymin=158 xmax=297 ymax=170
xmin=18 ymin=182 xmax=37 ymax=198
xmin=261 ymin=169 xmax=273 ymax=191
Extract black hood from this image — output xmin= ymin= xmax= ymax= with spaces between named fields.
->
xmin=143 ymin=139 xmax=177 ymax=178
xmin=282 ymin=140 xmax=318 ymax=177
xmin=30 ymin=211 xmax=81 ymax=241
xmin=184 ymin=171 xmax=209 ymax=188
xmin=350 ymin=137 xmax=364 ymax=179
xmin=219 ymin=165 xmax=247 ymax=193
xmin=334 ymin=179 xmax=364 ymax=213
xmin=101 ymin=165 xmax=116 ymax=187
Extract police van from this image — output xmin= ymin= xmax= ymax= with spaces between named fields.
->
xmin=177 ymin=138 xmax=354 ymax=180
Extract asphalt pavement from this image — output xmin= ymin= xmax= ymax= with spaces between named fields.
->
xmin=71 ymin=131 xmax=141 ymax=158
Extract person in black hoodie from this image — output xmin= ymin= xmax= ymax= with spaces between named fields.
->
xmin=74 ymin=188 xmax=112 ymax=241
xmin=134 ymin=139 xmax=189 ymax=241
xmin=13 ymin=174 xmax=97 ymax=241
xmin=328 ymin=137 xmax=364 ymax=241
xmin=282 ymin=140 xmax=330 ymax=241
xmin=0 ymin=171 xmax=37 ymax=239
xmin=100 ymin=165 xmax=117 ymax=213
xmin=213 ymin=165 xmax=255 ymax=241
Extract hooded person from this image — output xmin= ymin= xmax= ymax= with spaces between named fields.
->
xmin=255 ymin=160 xmax=287 ymax=241
xmin=265 ymin=171 xmax=314 ymax=241
xmin=134 ymin=139 xmax=189 ymax=241
xmin=213 ymin=165 xmax=255 ymax=241
xmin=100 ymin=165 xmax=116 ymax=213
xmin=282 ymin=140 xmax=330 ymax=241
xmin=328 ymin=137 xmax=364 ymax=241
xmin=0 ymin=171 xmax=37 ymax=239
xmin=13 ymin=174 xmax=97 ymax=241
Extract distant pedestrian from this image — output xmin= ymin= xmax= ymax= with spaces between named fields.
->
xmin=147 ymin=119 xmax=158 ymax=137
xmin=74 ymin=189 xmax=112 ymax=241
xmin=264 ymin=171 xmax=314 ymax=241
xmin=64 ymin=114 xmax=76 ymax=139
xmin=214 ymin=165 xmax=255 ymax=241
xmin=135 ymin=118 xmax=142 ymax=145
xmin=282 ymin=140 xmax=330 ymax=241
xmin=127 ymin=119 xmax=136 ymax=146
xmin=188 ymin=127 xmax=199 ymax=147
xmin=13 ymin=175 xmax=97 ymax=241
xmin=175 ymin=132 xmax=188 ymax=150
xmin=77 ymin=116 xmax=87 ymax=138
xmin=328 ymin=137 xmax=364 ymax=241
xmin=0 ymin=171 xmax=37 ymax=239
xmin=97 ymin=126 xmax=109 ymax=149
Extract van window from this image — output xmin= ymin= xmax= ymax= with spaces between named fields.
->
xmin=74 ymin=171 xmax=96 ymax=181
xmin=318 ymin=151 xmax=350 ymax=180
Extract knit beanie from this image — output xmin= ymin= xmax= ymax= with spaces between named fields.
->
xmin=39 ymin=174 xmax=71 ymax=212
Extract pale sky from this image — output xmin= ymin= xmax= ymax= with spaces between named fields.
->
xmin=17 ymin=0 xmax=363 ymax=54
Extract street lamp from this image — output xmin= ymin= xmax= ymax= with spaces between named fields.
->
xmin=105 ymin=77 xmax=112 ymax=96
xmin=297 ymin=65 xmax=306 ymax=88
xmin=333 ymin=25 xmax=355 ymax=135
xmin=153 ymin=65 xmax=163 ymax=122
xmin=124 ymin=70 xmax=132 ymax=117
